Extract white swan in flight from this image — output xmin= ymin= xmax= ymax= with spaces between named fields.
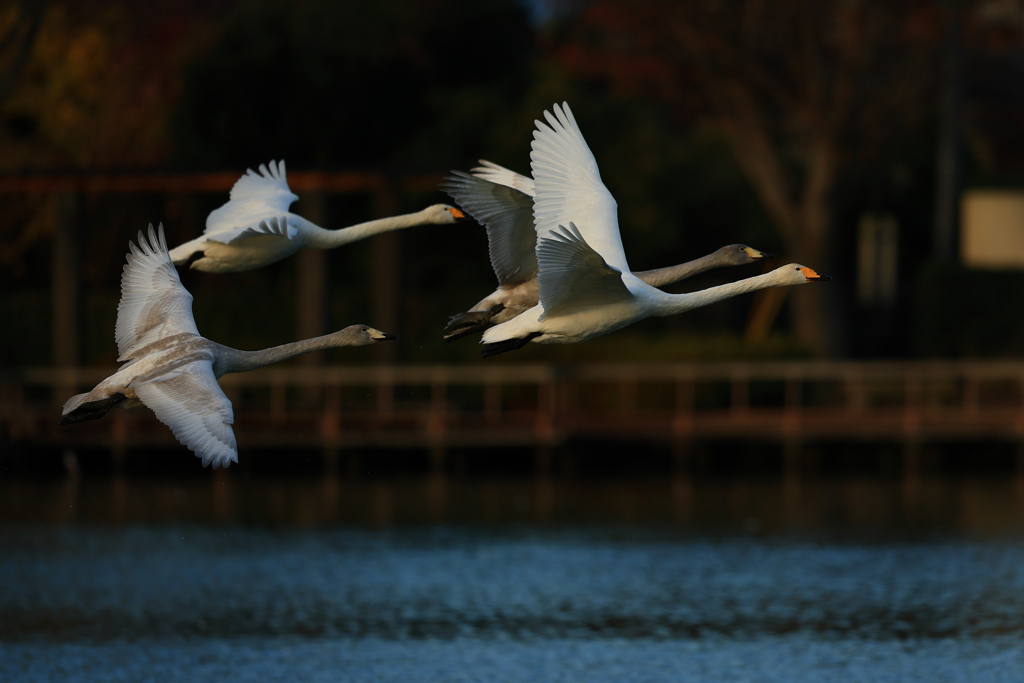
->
xmin=168 ymin=160 xmax=467 ymax=273
xmin=61 ymin=224 xmax=397 ymax=467
xmin=440 ymin=161 xmax=771 ymax=341
xmin=480 ymin=103 xmax=830 ymax=357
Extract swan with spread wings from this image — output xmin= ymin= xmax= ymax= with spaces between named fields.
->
xmin=480 ymin=103 xmax=830 ymax=356
xmin=169 ymin=160 xmax=466 ymax=273
xmin=440 ymin=161 xmax=771 ymax=341
xmin=61 ymin=224 xmax=396 ymax=467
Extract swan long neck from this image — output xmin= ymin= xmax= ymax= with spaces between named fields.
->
xmin=212 ymin=335 xmax=343 ymax=375
xmin=633 ymin=251 xmax=726 ymax=289
xmin=299 ymin=209 xmax=433 ymax=249
xmin=652 ymin=269 xmax=790 ymax=317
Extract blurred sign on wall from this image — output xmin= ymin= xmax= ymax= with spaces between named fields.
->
xmin=961 ymin=190 xmax=1024 ymax=269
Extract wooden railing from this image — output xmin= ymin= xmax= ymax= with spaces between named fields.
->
xmin=5 ymin=361 xmax=1024 ymax=455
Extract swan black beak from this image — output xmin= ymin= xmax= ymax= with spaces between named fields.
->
xmin=372 ymin=332 xmax=399 ymax=341
xmin=744 ymin=247 xmax=773 ymax=261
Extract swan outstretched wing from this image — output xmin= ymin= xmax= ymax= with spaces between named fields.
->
xmin=204 ymin=215 xmax=298 ymax=245
xmin=204 ymin=160 xmax=300 ymax=239
xmin=441 ymin=171 xmax=537 ymax=286
xmin=133 ymin=359 xmax=238 ymax=468
xmin=536 ymin=223 xmax=633 ymax=316
xmin=530 ymin=102 xmax=629 ymax=274
xmin=471 ymin=160 xmax=536 ymax=197
xmin=116 ymin=224 xmax=201 ymax=361
xmin=227 ymin=160 xmax=294 ymax=203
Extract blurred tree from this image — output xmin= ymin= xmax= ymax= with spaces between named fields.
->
xmin=0 ymin=0 xmax=44 ymax=109
xmin=0 ymin=1 xmax=215 ymax=369
xmin=963 ymin=1 xmax=1024 ymax=177
xmin=550 ymin=0 xmax=940 ymax=356
xmin=0 ymin=0 xmax=213 ymax=170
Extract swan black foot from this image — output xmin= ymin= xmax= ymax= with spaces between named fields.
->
xmin=180 ymin=250 xmax=205 ymax=270
xmin=59 ymin=394 xmax=126 ymax=425
xmin=480 ymin=331 xmax=542 ymax=358
xmin=443 ymin=303 xmax=505 ymax=343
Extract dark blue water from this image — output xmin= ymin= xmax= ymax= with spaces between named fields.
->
xmin=3 ymin=525 xmax=1024 ymax=682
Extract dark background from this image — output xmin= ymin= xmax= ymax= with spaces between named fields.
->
xmin=5 ymin=0 xmax=1024 ymax=369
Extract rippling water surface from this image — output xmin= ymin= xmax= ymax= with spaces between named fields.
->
xmin=4 ymin=522 xmax=1024 ymax=682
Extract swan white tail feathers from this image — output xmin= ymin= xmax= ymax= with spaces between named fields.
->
xmin=61 ymin=392 xmax=92 ymax=415
xmin=168 ymin=238 xmax=200 ymax=266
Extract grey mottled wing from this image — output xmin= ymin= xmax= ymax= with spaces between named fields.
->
xmin=133 ymin=359 xmax=238 ymax=468
xmin=116 ymin=224 xmax=201 ymax=362
xmin=536 ymin=222 xmax=633 ymax=316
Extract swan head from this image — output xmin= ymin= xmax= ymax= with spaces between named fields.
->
xmin=333 ymin=325 xmax=399 ymax=346
xmin=776 ymin=263 xmax=832 ymax=284
xmin=718 ymin=244 xmax=773 ymax=265
xmin=424 ymin=203 xmax=468 ymax=224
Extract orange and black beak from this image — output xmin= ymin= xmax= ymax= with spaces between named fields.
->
xmin=800 ymin=267 xmax=832 ymax=282
xmin=744 ymin=247 xmax=773 ymax=260
xmin=447 ymin=207 xmax=468 ymax=221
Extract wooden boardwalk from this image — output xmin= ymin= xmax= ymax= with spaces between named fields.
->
xmin=5 ymin=361 xmax=1024 ymax=458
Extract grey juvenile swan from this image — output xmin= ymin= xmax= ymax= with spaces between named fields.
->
xmin=61 ymin=224 xmax=397 ymax=468
xmin=439 ymin=161 xmax=770 ymax=341
xmin=168 ymin=160 xmax=467 ymax=273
